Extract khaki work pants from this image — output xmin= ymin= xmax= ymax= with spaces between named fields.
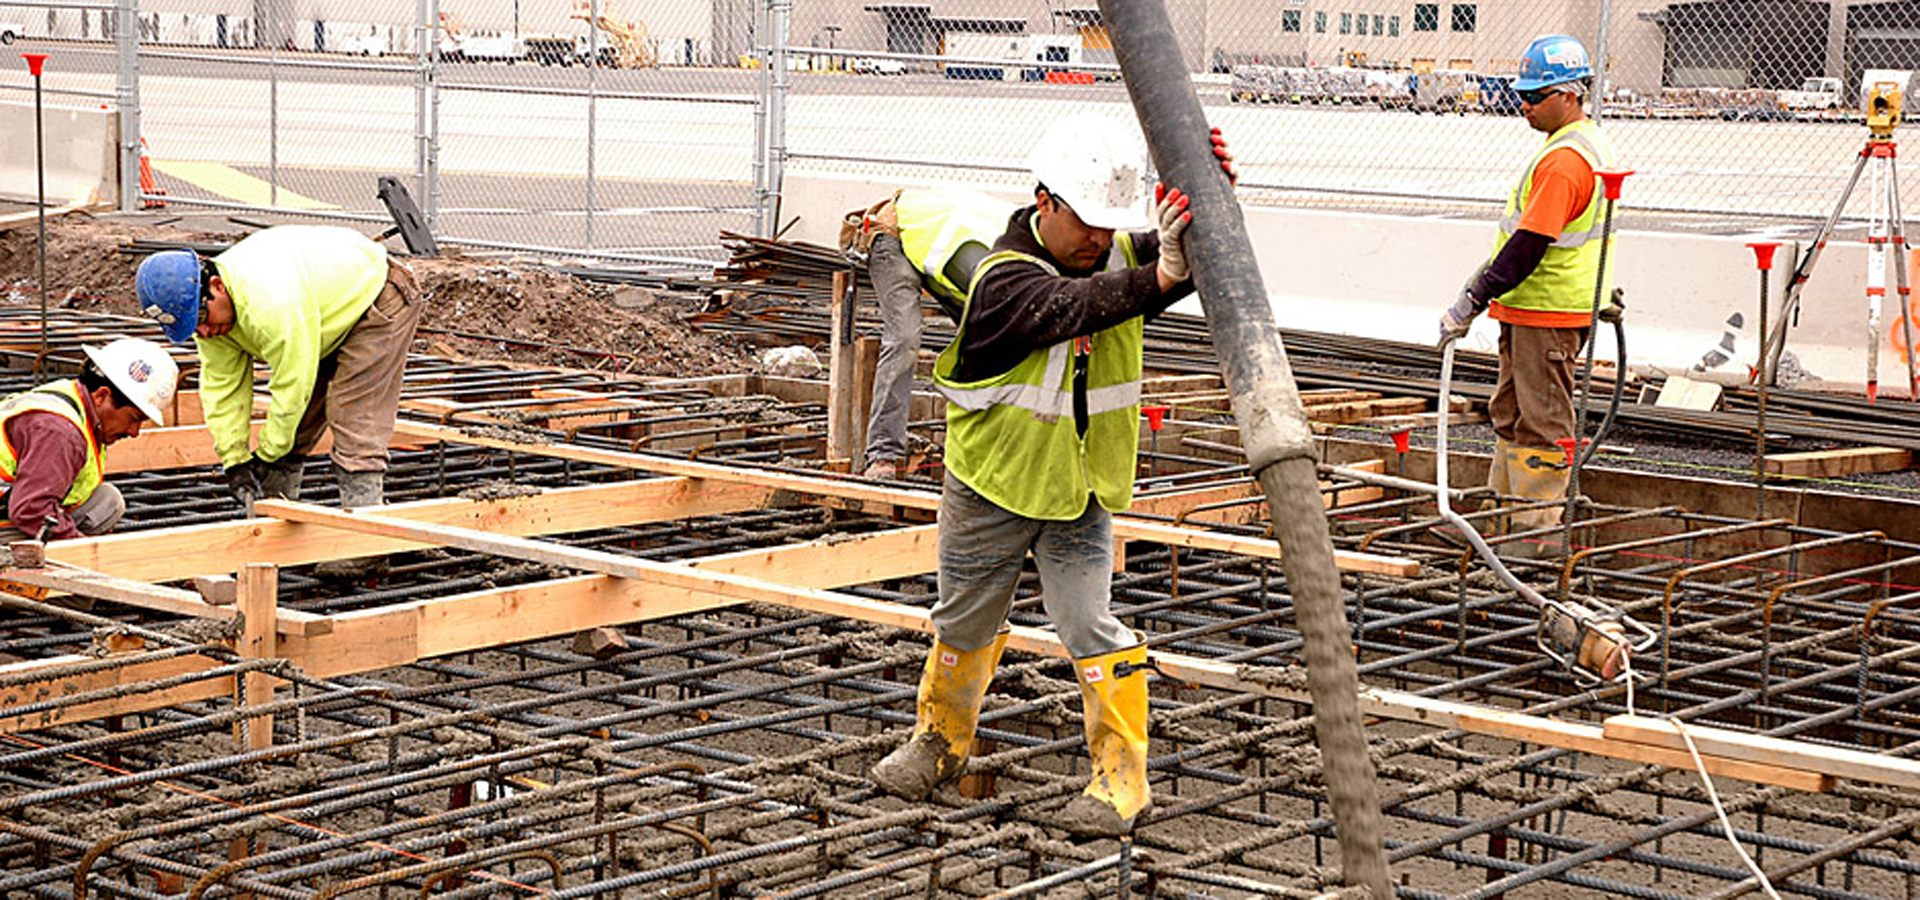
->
xmin=290 ymin=260 xmax=425 ymax=473
xmin=1488 ymin=322 xmax=1589 ymax=452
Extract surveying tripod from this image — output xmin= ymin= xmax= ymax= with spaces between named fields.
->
xmin=1762 ymin=78 xmax=1920 ymax=401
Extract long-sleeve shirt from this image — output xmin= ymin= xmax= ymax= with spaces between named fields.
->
xmin=5 ymin=398 xmax=99 ymax=540
xmin=198 ymin=226 xmax=389 ymax=467
xmin=953 ymin=207 xmax=1190 ymax=383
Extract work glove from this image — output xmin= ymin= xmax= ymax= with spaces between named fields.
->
xmin=257 ymin=455 xmax=302 ymax=500
xmin=1154 ymin=183 xmax=1192 ymax=284
xmin=1437 ymin=287 xmax=1483 ymax=346
xmin=1598 ymin=286 xmax=1626 ymax=325
xmin=224 ymin=458 xmax=263 ymax=514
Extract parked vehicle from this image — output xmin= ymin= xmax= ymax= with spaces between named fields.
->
xmin=338 ymin=32 xmax=389 ymax=56
xmin=1229 ymin=64 xmax=1277 ymax=102
xmin=0 ymin=21 xmax=22 ymax=44
xmin=1411 ymin=69 xmax=1471 ymax=113
xmin=849 ymin=56 xmax=906 ymax=75
xmin=1779 ymin=76 xmax=1843 ymax=111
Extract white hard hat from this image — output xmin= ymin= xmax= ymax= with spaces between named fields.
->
xmin=1027 ymin=113 xmax=1153 ymax=231
xmin=82 ymin=338 xmax=179 ymax=426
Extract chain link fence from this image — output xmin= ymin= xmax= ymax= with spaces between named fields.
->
xmin=6 ymin=0 xmax=1920 ymax=260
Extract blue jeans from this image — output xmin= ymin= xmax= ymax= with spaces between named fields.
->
xmin=933 ymin=472 xmax=1138 ymax=659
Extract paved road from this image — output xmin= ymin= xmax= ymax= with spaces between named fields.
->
xmin=1 ymin=37 xmax=1903 ymax=255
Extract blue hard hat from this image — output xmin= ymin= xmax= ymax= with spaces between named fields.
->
xmin=135 ymin=249 xmax=202 ymax=344
xmin=1513 ymin=34 xmax=1592 ymax=91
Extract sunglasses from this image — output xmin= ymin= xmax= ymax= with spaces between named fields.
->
xmin=1517 ymin=87 xmax=1563 ymax=105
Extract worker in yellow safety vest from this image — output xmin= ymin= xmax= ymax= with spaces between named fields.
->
xmin=1438 ymin=33 xmax=1620 ymax=558
xmin=868 ymin=114 xmax=1235 ymax=837
xmin=0 ymin=338 xmax=179 ymax=543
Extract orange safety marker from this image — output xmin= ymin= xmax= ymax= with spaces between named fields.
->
xmin=138 ymin=136 xmax=167 ymax=209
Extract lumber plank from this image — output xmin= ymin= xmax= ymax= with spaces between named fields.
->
xmin=1762 ymin=447 xmax=1913 ymax=479
xmin=1604 ymin=714 xmax=1920 ymax=790
xmin=47 ymin=476 xmax=786 ymax=583
xmin=0 ymin=561 xmax=328 ymax=638
xmin=0 ymin=653 xmax=228 ymax=734
xmin=234 ymin=564 xmax=277 ymax=750
xmin=392 ymin=419 xmax=1416 ymax=575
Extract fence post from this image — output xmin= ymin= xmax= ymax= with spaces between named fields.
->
xmin=751 ymin=0 xmax=770 ymax=237
xmin=765 ymin=0 xmax=790 ymax=237
xmin=1592 ymin=0 xmax=1613 ymax=126
xmin=114 ymin=0 xmax=140 ymax=213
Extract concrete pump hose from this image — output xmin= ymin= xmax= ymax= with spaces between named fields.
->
xmin=1095 ymin=2 xmax=1391 ymax=895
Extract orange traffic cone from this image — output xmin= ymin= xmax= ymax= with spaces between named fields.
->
xmin=138 ymin=137 xmax=166 ymax=209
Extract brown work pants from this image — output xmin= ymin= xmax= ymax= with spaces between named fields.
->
xmin=290 ymin=260 xmax=424 ymax=473
xmin=1488 ymin=322 xmax=1589 ymax=451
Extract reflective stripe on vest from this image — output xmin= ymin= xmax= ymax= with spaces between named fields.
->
xmin=0 ymin=380 xmax=105 ymax=518
xmin=896 ymin=189 xmax=1018 ymax=307
xmin=932 ymin=232 xmax=1144 ymax=521
xmin=1490 ymin=119 xmax=1619 ymax=315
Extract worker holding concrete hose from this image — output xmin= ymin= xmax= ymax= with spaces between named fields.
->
xmin=0 ymin=338 xmax=178 ymax=543
xmin=869 ymin=114 xmax=1234 ymax=837
xmin=839 ymin=188 xmax=1014 ymax=480
xmin=135 ymin=226 xmax=423 ymax=576
xmin=1438 ymin=34 xmax=1620 ymax=559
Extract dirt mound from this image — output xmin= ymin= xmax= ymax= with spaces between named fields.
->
xmin=0 ymin=214 xmax=758 ymax=378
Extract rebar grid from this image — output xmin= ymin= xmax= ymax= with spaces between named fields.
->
xmin=1 ymin=312 xmax=1918 ymax=897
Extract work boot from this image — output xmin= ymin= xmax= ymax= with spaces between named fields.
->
xmin=314 ymin=470 xmax=389 ymax=580
xmin=1057 ymin=642 xmax=1152 ymax=837
xmin=870 ymin=631 xmax=1009 ymax=800
xmin=1500 ymin=445 xmax=1571 ymax=562
xmin=862 ymin=458 xmax=899 ymax=481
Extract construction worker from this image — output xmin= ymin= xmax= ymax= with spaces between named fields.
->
xmin=135 ymin=226 xmax=423 ymax=573
xmin=1438 ymin=34 xmax=1619 ymax=557
xmin=0 ymin=339 xmax=178 ymax=543
xmin=869 ymin=115 xmax=1234 ymax=837
xmin=840 ymin=188 xmax=1015 ymax=480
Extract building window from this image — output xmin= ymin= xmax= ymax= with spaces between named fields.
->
xmin=1340 ymin=12 xmax=1352 ymax=34
xmin=1316 ymin=10 xmax=1327 ymax=32
xmin=1414 ymin=3 xmax=1439 ymax=31
xmin=1283 ymin=9 xmax=1302 ymax=32
xmin=1450 ymin=3 xmax=1476 ymax=31
xmin=1390 ymin=15 xmax=1401 ymax=35
xmin=1373 ymin=14 xmax=1384 ymax=36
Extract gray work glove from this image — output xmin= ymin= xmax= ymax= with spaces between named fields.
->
xmin=1437 ymin=287 xmax=1483 ymax=346
xmin=1153 ymin=183 xmax=1192 ymax=284
xmin=224 ymin=458 xmax=262 ymax=514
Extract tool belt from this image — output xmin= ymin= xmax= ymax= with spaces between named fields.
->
xmin=837 ymin=192 xmax=901 ymax=256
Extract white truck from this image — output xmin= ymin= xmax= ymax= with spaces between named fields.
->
xmin=1779 ymin=76 xmax=1843 ymax=111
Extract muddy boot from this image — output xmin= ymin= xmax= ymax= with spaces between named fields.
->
xmin=1500 ymin=445 xmax=1571 ymax=562
xmin=314 ymin=470 xmax=389 ymax=580
xmin=870 ymin=631 xmax=1008 ymax=800
xmin=1057 ymin=643 xmax=1152 ymax=837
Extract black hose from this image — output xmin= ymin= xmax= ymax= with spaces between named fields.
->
xmin=1096 ymin=2 xmax=1392 ymax=895
xmin=1575 ymin=315 xmax=1628 ymax=471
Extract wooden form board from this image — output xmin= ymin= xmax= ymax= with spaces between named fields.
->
xmin=9 ymin=500 xmax=1890 ymax=791
xmin=1763 ymin=447 xmax=1913 ymax=479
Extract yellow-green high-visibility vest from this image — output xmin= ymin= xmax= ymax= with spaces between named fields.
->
xmin=895 ymin=188 xmax=1017 ymax=313
xmin=1490 ymin=119 xmax=1620 ymax=315
xmin=0 ymin=380 xmax=104 ymax=521
xmin=932 ymin=234 xmax=1143 ymax=520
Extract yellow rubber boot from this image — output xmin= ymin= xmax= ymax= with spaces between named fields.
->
xmin=869 ymin=631 xmax=1009 ymax=800
xmin=1058 ymin=643 xmax=1152 ymax=836
xmin=1504 ymin=445 xmax=1571 ymax=559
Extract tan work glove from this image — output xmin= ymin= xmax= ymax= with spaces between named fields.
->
xmin=1153 ymin=183 xmax=1192 ymax=284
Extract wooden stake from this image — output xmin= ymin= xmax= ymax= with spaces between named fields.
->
xmin=826 ymin=269 xmax=858 ymax=467
xmin=233 ymin=563 xmax=277 ymax=752
xmin=853 ymin=335 xmax=881 ymax=469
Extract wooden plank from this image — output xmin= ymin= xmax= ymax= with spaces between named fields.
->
xmin=1605 ymin=714 xmax=1920 ymax=790
xmin=0 ymin=653 xmax=229 ymax=734
xmin=391 ymin=419 xmax=1415 ymax=575
xmin=854 ymin=335 xmax=880 ymax=467
xmin=1763 ymin=447 xmax=1913 ymax=479
xmin=1141 ymin=374 xmax=1223 ymax=394
xmin=0 ymin=561 xmax=327 ymax=637
xmin=47 ymin=476 xmax=788 ymax=583
xmin=1303 ymin=397 xmax=1430 ymax=426
xmin=1654 ymin=374 xmax=1723 ymax=411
